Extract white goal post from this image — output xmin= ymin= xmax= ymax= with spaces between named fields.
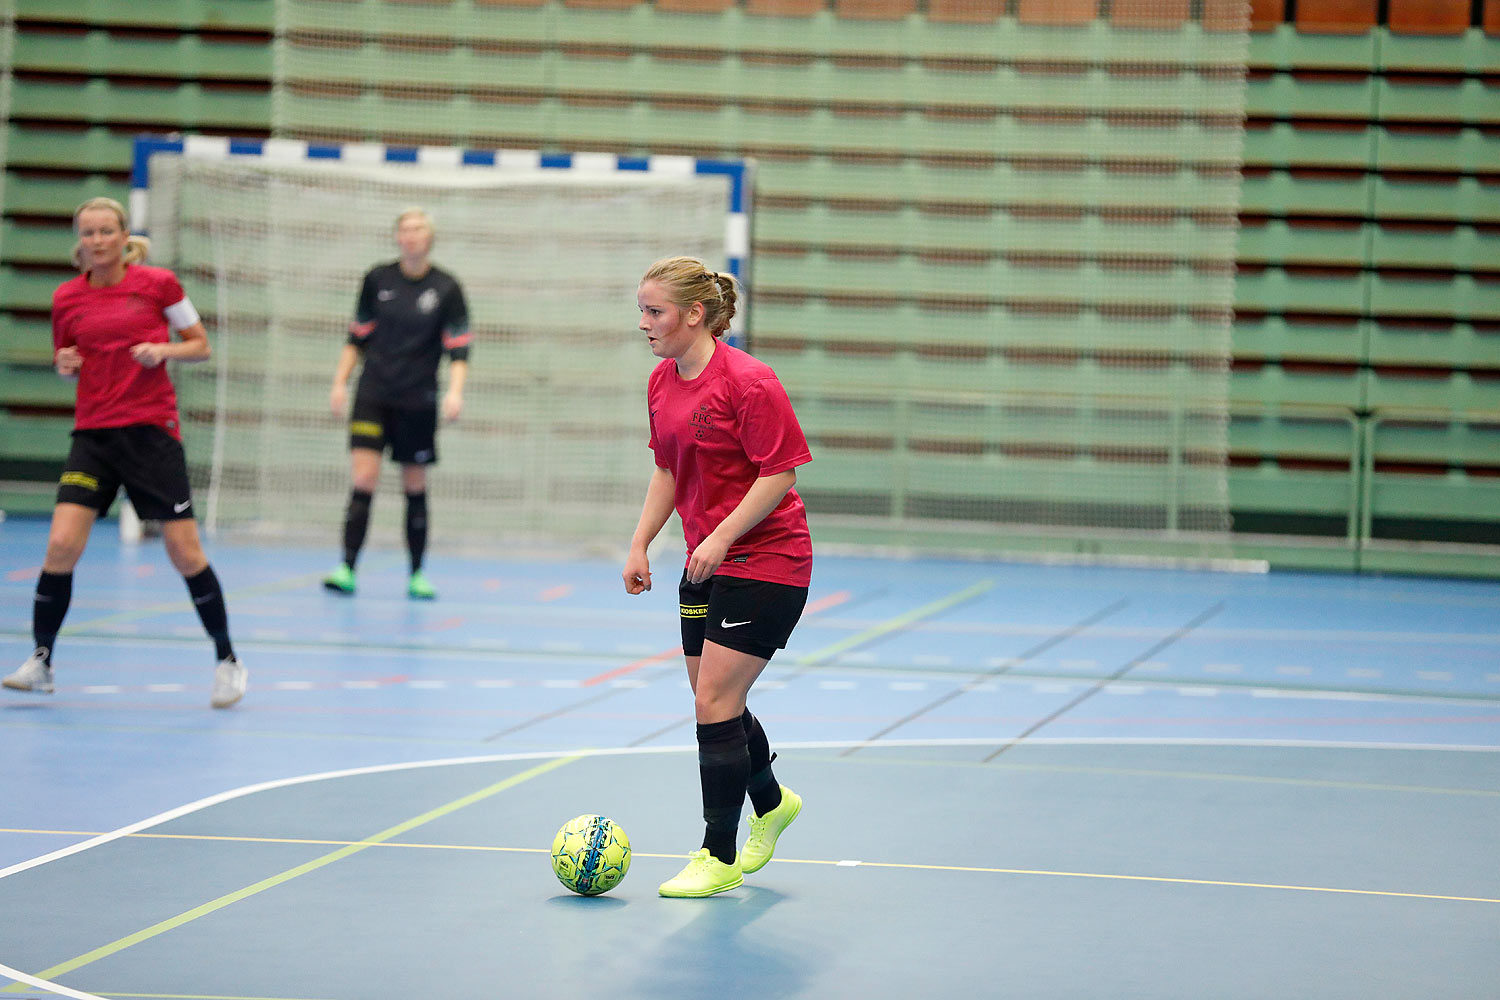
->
xmin=131 ymin=134 xmax=752 ymax=552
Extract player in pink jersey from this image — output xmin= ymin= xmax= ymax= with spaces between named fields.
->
xmin=624 ymin=256 xmax=811 ymax=897
xmin=2 ymin=198 xmax=247 ymax=709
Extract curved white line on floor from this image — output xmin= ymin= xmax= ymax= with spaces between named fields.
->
xmin=1 ymin=736 xmax=1496 ymax=997
xmin=0 ymin=746 xmax=684 ymax=883
xmin=4 ymin=735 xmax=1495 ymax=887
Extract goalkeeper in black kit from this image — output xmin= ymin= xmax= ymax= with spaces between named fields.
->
xmin=324 ymin=208 xmax=471 ymax=600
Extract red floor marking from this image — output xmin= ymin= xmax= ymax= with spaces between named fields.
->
xmin=582 ymin=646 xmax=683 ymax=687
xmin=422 ymin=616 xmax=466 ymax=632
xmin=538 ymin=585 xmax=572 ymax=602
xmin=483 ymin=579 xmax=501 ymax=590
xmin=804 ymin=589 xmax=852 ymax=615
xmin=6 ymin=566 xmax=41 ymax=582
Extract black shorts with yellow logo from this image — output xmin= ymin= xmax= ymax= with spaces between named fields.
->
xmin=349 ymin=395 xmax=438 ymax=465
xmin=57 ymin=425 xmax=195 ymax=521
xmin=679 ymin=571 xmax=809 ymax=662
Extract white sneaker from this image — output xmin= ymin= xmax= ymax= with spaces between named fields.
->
xmin=210 ymin=656 xmax=247 ymax=709
xmin=3 ymin=648 xmax=56 ymax=694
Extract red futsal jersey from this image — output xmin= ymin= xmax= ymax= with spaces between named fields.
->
xmin=647 ymin=339 xmax=813 ymax=587
xmin=51 ymin=265 xmax=190 ymax=438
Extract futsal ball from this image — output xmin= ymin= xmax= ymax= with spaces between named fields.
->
xmin=551 ymin=814 xmax=631 ymax=896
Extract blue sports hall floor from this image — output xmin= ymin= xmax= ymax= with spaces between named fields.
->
xmin=1 ymin=514 xmax=1497 ymax=999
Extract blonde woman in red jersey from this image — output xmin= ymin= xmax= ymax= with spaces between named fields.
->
xmin=624 ymin=256 xmax=812 ymax=897
xmin=2 ymin=198 xmax=247 ymax=709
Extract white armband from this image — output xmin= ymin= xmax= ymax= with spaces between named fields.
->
xmin=164 ymin=296 xmax=201 ymax=332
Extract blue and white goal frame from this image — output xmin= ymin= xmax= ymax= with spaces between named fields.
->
xmin=129 ymin=133 xmax=754 ymax=347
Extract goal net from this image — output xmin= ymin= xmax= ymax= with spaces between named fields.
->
xmin=264 ymin=0 xmax=1246 ymax=565
xmin=135 ymin=136 xmax=750 ymax=552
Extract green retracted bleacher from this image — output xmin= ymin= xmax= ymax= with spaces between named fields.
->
xmin=3 ymin=0 xmax=1498 ymax=573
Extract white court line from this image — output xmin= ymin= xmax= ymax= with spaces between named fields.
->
xmin=2 ymin=738 xmax=1496 ymax=997
xmin=0 ymin=748 xmax=674 ymax=884
xmin=7 ymin=738 xmax=1496 ymax=889
xmin=0 ymin=966 xmax=104 ymax=1000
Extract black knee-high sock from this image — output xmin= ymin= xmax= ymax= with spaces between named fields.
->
xmin=742 ymin=709 xmax=783 ymax=817
xmin=404 ymin=492 xmax=428 ymax=573
xmin=342 ymin=489 xmax=373 ymax=569
xmin=185 ymin=566 xmax=235 ymax=662
xmin=697 ymin=718 xmax=750 ymax=865
xmin=33 ymin=571 xmax=72 ymax=663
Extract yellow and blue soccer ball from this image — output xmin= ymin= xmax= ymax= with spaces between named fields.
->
xmin=551 ymin=814 xmax=630 ymax=896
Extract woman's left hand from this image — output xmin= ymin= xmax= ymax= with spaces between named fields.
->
xmin=130 ymin=342 xmax=168 ymax=368
xmin=442 ymin=389 xmax=463 ymax=422
xmin=686 ymin=534 xmax=730 ymax=584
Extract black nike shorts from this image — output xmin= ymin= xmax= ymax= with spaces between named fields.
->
xmin=56 ymin=425 xmax=196 ymax=521
xmin=349 ymin=396 xmax=438 ymax=465
xmin=679 ymin=571 xmax=809 ymax=662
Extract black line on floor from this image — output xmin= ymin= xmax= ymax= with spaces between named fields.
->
xmin=836 ymin=597 xmax=1131 ymax=758
xmin=479 ymin=664 xmax=680 ymax=742
xmin=982 ymin=601 xmax=1227 ymax=762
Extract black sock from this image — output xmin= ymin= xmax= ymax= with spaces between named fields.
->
xmin=33 ymin=571 xmax=73 ymax=664
xmin=742 ymin=709 xmax=783 ymax=817
xmin=405 ymin=491 xmax=428 ymax=573
xmin=697 ymin=717 xmax=750 ymax=865
xmin=342 ymin=489 xmax=373 ymax=569
xmin=185 ymin=566 xmax=235 ymax=662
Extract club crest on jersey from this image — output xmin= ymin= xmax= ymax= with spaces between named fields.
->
xmin=690 ymin=403 xmax=714 ymax=440
xmin=417 ymin=288 xmax=440 ymax=314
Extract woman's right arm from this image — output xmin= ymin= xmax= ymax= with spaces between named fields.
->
xmin=623 ymin=465 xmax=676 ymax=594
xmin=53 ymin=291 xmax=80 ymax=378
xmin=329 ymin=343 xmax=361 ymax=415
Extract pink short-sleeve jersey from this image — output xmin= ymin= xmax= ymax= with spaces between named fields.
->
xmin=51 ymin=264 xmax=190 ymax=438
xmin=648 ymin=339 xmax=813 ymax=587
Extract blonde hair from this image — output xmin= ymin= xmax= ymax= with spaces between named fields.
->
xmin=71 ymin=197 xmax=150 ymax=270
xmin=396 ymin=207 xmax=434 ymax=240
xmin=640 ymin=256 xmax=738 ymax=337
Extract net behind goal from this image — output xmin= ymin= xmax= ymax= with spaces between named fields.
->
xmin=134 ymin=136 xmax=750 ymax=551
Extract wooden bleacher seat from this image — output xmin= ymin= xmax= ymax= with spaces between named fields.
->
xmin=1388 ymin=0 xmax=1471 ymax=35
xmin=744 ymin=0 xmax=826 ymax=15
xmin=1109 ymin=0 xmax=1189 ymax=30
xmin=1247 ymin=0 xmax=1285 ymax=31
xmin=924 ymin=0 xmax=1004 ymax=24
xmin=1015 ymin=0 xmax=1097 ymax=26
xmin=834 ymin=0 xmax=916 ymax=20
xmin=1201 ymin=0 xmax=1252 ymax=31
xmin=1294 ymin=0 xmax=1376 ymax=35
xmin=655 ymin=0 xmax=736 ymax=12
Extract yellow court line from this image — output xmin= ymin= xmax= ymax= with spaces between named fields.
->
xmin=770 ymin=859 xmax=1500 ymax=905
xmin=795 ymin=579 xmax=995 ymax=666
xmin=0 ymin=754 xmax=581 ymax=996
xmin=55 ymin=554 xmax=404 ymax=635
xmin=58 ymin=571 xmax=330 ymax=633
xmin=839 ymin=755 xmax=1500 ymax=799
xmin=4 ymin=827 xmax=1494 ymax=907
